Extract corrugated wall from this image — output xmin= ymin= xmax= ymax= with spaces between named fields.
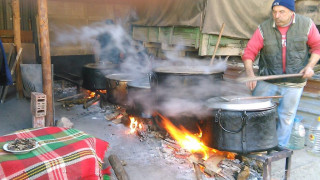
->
xmin=0 ymin=0 xmax=37 ymax=31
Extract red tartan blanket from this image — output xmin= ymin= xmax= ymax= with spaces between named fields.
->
xmin=0 ymin=127 xmax=109 ymax=180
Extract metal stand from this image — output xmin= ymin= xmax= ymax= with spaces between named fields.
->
xmin=245 ymin=147 xmax=293 ymax=180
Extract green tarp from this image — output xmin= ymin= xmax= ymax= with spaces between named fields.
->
xmin=131 ymin=0 xmax=274 ymax=39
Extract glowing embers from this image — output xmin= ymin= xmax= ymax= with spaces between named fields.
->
xmin=83 ymin=90 xmax=106 ymax=109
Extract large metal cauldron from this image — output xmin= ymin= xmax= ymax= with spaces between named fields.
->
xmin=105 ymin=73 xmax=136 ymax=106
xmin=126 ymin=78 xmax=153 ymax=118
xmin=82 ymin=63 xmax=116 ymax=90
xmin=150 ymin=65 xmax=224 ymax=102
xmin=200 ymin=97 xmax=278 ymax=154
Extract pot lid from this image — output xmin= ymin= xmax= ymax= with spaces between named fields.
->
xmin=127 ymin=78 xmax=150 ymax=89
xmin=206 ymin=96 xmax=275 ymax=111
xmin=84 ymin=63 xmax=115 ymax=69
xmin=106 ymin=73 xmax=138 ymax=82
xmin=153 ymin=66 xmax=224 ymax=74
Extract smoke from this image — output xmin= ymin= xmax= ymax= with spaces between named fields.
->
xmin=53 ymin=20 xmax=250 ymax=118
xmin=51 ymin=20 xmax=151 ymax=76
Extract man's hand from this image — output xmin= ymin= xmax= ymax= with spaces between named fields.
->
xmin=299 ymin=66 xmax=314 ymax=79
xmin=246 ymin=78 xmax=257 ymax=91
xmin=301 ymin=53 xmax=320 ymax=78
xmin=243 ymin=59 xmax=257 ymax=91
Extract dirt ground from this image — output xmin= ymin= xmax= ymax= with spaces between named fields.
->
xmin=1 ymin=84 xmax=320 ymax=180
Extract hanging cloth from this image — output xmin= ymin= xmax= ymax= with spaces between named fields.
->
xmin=0 ymin=39 xmax=13 ymax=86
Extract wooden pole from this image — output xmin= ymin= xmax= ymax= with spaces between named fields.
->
xmin=236 ymin=73 xmax=303 ymax=83
xmin=37 ymin=0 xmax=54 ymax=126
xmin=210 ymin=23 xmax=225 ymax=66
xmin=12 ymin=0 xmax=23 ymax=98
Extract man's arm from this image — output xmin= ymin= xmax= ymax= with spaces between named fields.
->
xmin=300 ymin=53 xmax=320 ymax=78
xmin=243 ymin=59 xmax=257 ymax=90
xmin=242 ymin=28 xmax=264 ymax=90
xmin=301 ymin=22 xmax=320 ymax=78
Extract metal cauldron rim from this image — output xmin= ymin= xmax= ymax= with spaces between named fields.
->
xmin=206 ymin=96 xmax=276 ymax=111
xmin=153 ymin=65 xmax=224 ymax=75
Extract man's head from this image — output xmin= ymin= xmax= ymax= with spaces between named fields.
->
xmin=271 ymin=0 xmax=295 ymax=27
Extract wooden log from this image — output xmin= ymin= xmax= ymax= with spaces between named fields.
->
xmin=193 ymin=163 xmax=203 ymax=180
xmin=56 ymin=93 xmax=83 ymax=102
xmin=38 ymin=0 xmax=54 ymax=126
xmin=12 ymin=0 xmax=23 ymax=98
xmin=218 ymin=159 xmax=242 ymax=180
xmin=237 ymin=166 xmax=250 ymax=180
xmin=83 ymin=95 xmax=99 ymax=109
xmin=108 ymin=154 xmax=129 ymax=180
xmin=203 ymin=167 xmax=217 ymax=177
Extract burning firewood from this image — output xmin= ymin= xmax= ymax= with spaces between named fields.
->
xmin=203 ymin=154 xmax=224 ymax=174
xmin=161 ymin=139 xmax=191 ymax=159
xmin=162 ymin=139 xmax=180 ymax=150
xmin=193 ymin=162 xmax=203 ymax=180
xmin=83 ymin=95 xmax=100 ymax=109
xmin=217 ymin=159 xmax=242 ymax=180
xmin=237 ymin=165 xmax=250 ymax=180
xmin=105 ymin=112 xmax=121 ymax=121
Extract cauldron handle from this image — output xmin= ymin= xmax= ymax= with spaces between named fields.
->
xmin=107 ymin=80 xmax=120 ymax=90
xmin=216 ymin=110 xmax=247 ymax=134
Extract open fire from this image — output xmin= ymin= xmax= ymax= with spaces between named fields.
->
xmin=57 ymin=89 xmax=107 ymax=109
xmin=156 ymin=113 xmax=235 ymax=161
xmin=129 ymin=116 xmax=144 ymax=134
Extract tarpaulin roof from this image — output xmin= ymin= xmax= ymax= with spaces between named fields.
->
xmin=131 ymin=0 xmax=274 ymax=39
xmin=131 ymin=0 xmax=205 ymax=27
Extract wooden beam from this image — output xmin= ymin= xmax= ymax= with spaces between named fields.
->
xmin=12 ymin=0 xmax=23 ymax=98
xmin=38 ymin=0 xmax=54 ymax=126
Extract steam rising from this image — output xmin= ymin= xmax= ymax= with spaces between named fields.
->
xmin=53 ymin=20 xmax=250 ymax=118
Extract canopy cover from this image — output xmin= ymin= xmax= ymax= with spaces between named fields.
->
xmin=131 ymin=0 xmax=274 ymax=39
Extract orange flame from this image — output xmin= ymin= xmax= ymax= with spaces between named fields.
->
xmin=157 ymin=113 xmax=235 ymax=160
xmin=86 ymin=90 xmax=96 ymax=99
xmin=86 ymin=90 xmax=106 ymax=99
xmin=129 ymin=116 xmax=143 ymax=134
xmin=99 ymin=90 xmax=107 ymax=94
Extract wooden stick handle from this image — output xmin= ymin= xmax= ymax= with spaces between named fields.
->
xmin=210 ymin=23 xmax=225 ymax=65
xmin=237 ymin=73 xmax=303 ymax=83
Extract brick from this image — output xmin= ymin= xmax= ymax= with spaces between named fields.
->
xmin=31 ymin=92 xmax=46 ymax=117
xmin=32 ymin=116 xmax=45 ymax=128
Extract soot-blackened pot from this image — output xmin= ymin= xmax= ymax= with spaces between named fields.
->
xmin=200 ymin=97 xmax=278 ymax=154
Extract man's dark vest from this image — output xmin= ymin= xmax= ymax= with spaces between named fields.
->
xmin=259 ymin=14 xmax=311 ymax=83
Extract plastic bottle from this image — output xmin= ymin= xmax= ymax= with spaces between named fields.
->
xmin=287 ymin=116 xmax=305 ymax=150
xmin=306 ymin=116 xmax=320 ymax=156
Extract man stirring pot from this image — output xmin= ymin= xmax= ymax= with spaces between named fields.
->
xmin=242 ymin=0 xmax=320 ymax=147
